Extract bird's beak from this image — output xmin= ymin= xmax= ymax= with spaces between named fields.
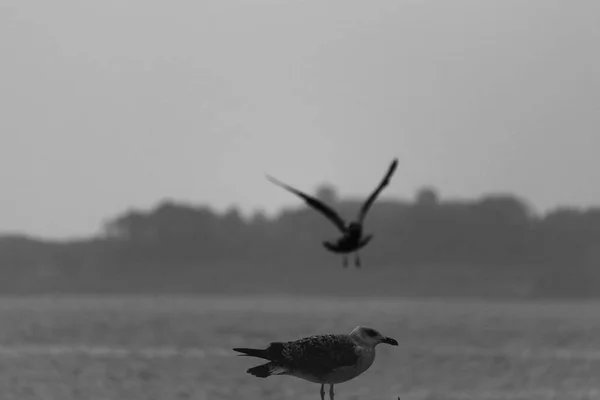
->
xmin=381 ymin=336 xmax=398 ymax=346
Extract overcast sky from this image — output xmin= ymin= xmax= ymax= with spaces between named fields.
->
xmin=1 ymin=0 xmax=599 ymax=238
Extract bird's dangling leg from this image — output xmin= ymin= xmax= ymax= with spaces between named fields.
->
xmin=354 ymin=252 xmax=361 ymax=268
xmin=320 ymin=383 xmax=325 ymax=400
xmin=342 ymin=256 xmax=348 ymax=268
xmin=329 ymin=384 xmax=335 ymax=400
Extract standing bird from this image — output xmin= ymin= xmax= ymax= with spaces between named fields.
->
xmin=233 ymin=326 xmax=398 ymax=400
xmin=266 ymin=158 xmax=399 ymax=267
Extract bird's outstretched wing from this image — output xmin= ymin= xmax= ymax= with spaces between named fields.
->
xmin=266 ymin=174 xmax=347 ymax=233
xmin=357 ymin=158 xmax=399 ymax=224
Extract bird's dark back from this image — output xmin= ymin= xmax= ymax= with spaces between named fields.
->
xmin=269 ymin=334 xmax=359 ymax=375
xmin=346 ymin=222 xmax=363 ymax=238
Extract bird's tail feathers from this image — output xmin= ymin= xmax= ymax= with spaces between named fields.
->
xmin=322 ymin=241 xmax=336 ymax=251
xmin=359 ymin=234 xmax=374 ymax=247
xmin=233 ymin=347 xmax=269 ymax=360
xmin=247 ymin=362 xmax=288 ymax=378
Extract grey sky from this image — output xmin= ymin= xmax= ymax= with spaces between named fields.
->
xmin=1 ymin=0 xmax=599 ymax=238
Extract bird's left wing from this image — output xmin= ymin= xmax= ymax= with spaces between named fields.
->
xmin=357 ymin=158 xmax=399 ymax=224
xmin=266 ymin=174 xmax=348 ymax=233
xmin=279 ymin=334 xmax=359 ymax=376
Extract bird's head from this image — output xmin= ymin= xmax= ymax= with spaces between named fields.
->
xmin=350 ymin=326 xmax=398 ymax=347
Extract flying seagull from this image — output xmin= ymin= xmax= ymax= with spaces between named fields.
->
xmin=266 ymin=158 xmax=399 ymax=268
xmin=233 ymin=326 xmax=398 ymax=400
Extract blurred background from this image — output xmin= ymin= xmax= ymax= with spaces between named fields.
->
xmin=1 ymin=0 xmax=600 ymax=399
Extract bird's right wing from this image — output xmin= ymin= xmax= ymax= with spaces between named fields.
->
xmin=357 ymin=158 xmax=399 ymax=224
xmin=279 ymin=334 xmax=359 ymax=376
xmin=266 ymin=175 xmax=347 ymax=233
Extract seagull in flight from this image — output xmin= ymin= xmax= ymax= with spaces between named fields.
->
xmin=266 ymin=158 xmax=399 ymax=268
xmin=233 ymin=326 xmax=398 ymax=400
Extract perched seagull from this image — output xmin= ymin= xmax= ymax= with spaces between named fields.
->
xmin=266 ymin=158 xmax=399 ymax=268
xmin=233 ymin=326 xmax=398 ymax=400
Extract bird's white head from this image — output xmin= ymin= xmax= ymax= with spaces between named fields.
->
xmin=350 ymin=326 xmax=398 ymax=348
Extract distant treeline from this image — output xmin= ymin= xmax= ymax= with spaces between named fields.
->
xmin=1 ymin=185 xmax=599 ymax=298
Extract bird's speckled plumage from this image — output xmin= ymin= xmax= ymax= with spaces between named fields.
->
xmin=233 ymin=326 xmax=399 ymax=400
xmin=267 ymin=334 xmax=360 ymax=382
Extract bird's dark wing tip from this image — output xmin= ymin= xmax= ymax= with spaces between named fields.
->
xmin=386 ymin=158 xmax=399 ymax=177
xmin=265 ymin=174 xmax=280 ymax=185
